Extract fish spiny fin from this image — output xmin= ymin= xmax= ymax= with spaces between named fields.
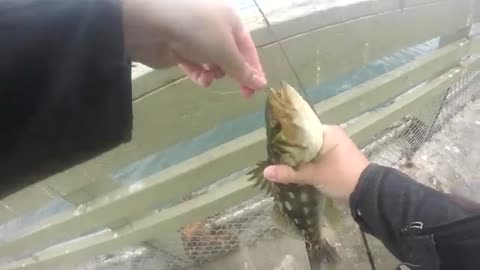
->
xmin=246 ymin=161 xmax=278 ymax=198
xmin=246 ymin=161 xmax=266 ymax=187
xmin=271 ymin=203 xmax=302 ymax=239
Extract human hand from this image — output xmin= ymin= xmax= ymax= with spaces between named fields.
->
xmin=122 ymin=0 xmax=267 ymax=98
xmin=263 ymin=125 xmax=370 ymax=201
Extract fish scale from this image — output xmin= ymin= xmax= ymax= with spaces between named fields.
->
xmin=277 ymin=184 xmax=318 ymax=231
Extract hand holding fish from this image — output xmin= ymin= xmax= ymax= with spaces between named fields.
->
xmin=263 ymin=125 xmax=370 ymax=201
xmin=122 ymin=0 xmax=267 ymax=97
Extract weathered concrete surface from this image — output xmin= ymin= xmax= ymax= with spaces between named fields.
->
xmin=368 ymin=81 xmax=480 ymax=202
xmin=196 ymin=227 xmax=398 ymax=270
xmin=401 ymin=96 xmax=480 ymax=202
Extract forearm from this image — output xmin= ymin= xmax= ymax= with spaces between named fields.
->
xmin=349 ymin=163 xmax=480 ymax=260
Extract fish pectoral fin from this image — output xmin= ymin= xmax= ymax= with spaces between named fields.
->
xmin=247 ymin=161 xmax=266 ymax=183
xmin=247 ymin=161 xmax=278 ymax=197
xmin=247 ymin=161 xmax=268 ymax=179
xmin=271 ymin=203 xmax=302 ymax=239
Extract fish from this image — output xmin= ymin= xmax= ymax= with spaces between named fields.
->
xmin=247 ymin=81 xmax=339 ymax=269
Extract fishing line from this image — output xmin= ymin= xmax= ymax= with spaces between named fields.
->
xmin=250 ymin=0 xmax=315 ymax=112
xmin=250 ymin=1 xmax=377 ymax=270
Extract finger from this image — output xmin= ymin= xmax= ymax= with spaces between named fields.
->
xmin=233 ymin=21 xmax=266 ymax=98
xmin=177 ymin=59 xmax=203 ymax=84
xmin=216 ymin=31 xmax=267 ymax=92
xmin=197 ymin=70 xmax=217 ymax=87
xmin=191 ymin=64 xmax=221 ymax=87
xmin=263 ymin=165 xmax=301 ymax=184
xmin=205 ymin=64 xmax=226 ymax=79
xmin=176 ymin=59 xmax=216 ymax=87
xmin=241 ymin=86 xmax=255 ymax=98
xmin=233 ymin=23 xmax=265 ymax=81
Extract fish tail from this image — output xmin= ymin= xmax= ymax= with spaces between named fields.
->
xmin=306 ymin=237 xmax=339 ymax=270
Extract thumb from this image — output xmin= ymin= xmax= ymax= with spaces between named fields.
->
xmin=263 ymin=165 xmax=302 ymax=184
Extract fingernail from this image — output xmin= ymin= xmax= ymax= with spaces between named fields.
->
xmin=252 ymin=73 xmax=267 ymax=89
xmin=263 ymin=167 xmax=277 ymax=182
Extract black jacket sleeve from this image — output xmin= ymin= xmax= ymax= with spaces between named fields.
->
xmin=350 ymin=163 xmax=480 ymax=269
xmin=0 ymin=0 xmax=133 ymax=198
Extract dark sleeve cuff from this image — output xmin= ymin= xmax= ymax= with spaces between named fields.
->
xmin=349 ymin=163 xmax=480 ymax=261
xmin=349 ymin=163 xmax=389 ymax=237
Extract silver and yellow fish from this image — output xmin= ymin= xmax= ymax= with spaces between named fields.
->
xmin=248 ymin=81 xmax=338 ymax=269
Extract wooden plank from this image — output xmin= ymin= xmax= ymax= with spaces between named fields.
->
xmin=0 ymin=185 xmax=58 ymax=223
xmin=438 ymin=0 xmax=475 ymax=47
xmin=0 ymin=39 xmax=472 ymax=260
xmin=474 ymin=0 xmax=480 ymax=23
xmin=0 ymin=203 xmax=17 ymax=224
xmin=40 ymin=0 xmax=472 ymax=200
xmin=471 ymin=39 xmax=480 ymax=54
xmin=131 ymin=65 xmax=184 ymax=101
xmin=404 ymin=0 xmax=446 ymax=7
xmin=439 ymin=27 xmax=471 ymax=48
xmin=316 ymin=39 xmax=470 ymax=124
xmin=460 ymin=53 xmax=480 ymax=72
xmin=3 ymin=178 xmax=259 ymax=270
xmin=6 ymin=59 xmax=480 ymax=270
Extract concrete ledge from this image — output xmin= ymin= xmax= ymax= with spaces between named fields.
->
xmin=316 ymin=39 xmax=470 ymax=124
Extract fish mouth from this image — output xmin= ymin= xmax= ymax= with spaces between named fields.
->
xmin=265 ymin=81 xmax=298 ymax=132
xmin=266 ymin=80 xmax=294 ymax=105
